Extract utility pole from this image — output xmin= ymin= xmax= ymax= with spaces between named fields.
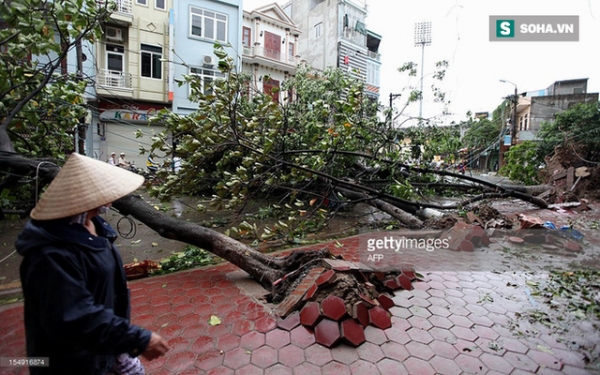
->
xmin=414 ymin=22 xmax=432 ymax=122
xmin=76 ymin=39 xmax=87 ymax=155
xmin=511 ymin=86 xmax=518 ymax=145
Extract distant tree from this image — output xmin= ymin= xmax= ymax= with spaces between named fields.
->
xmin=537 ymin=101 xmax=600 ymax=164
xmin=462 ymin=118 xmax=501 ymax=150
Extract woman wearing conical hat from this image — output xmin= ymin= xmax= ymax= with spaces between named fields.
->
xmin=16 ymin=153 xmax=169 ymax=375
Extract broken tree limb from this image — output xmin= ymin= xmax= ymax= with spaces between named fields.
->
xmin=334 ymin=187 xmax=423 ymax=229
xmin=279 ymin=149 xmax=549 ymax=209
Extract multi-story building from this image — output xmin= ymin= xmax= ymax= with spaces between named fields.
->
xmin=282 ymin=0 xmax=382 ymax=101
xmin=89 ymin=0 xmax=173 ymax=166
xmin=90 ymin=0 xmax=242 ymax=167
xmin=515 ymin=78 xmax=598 ymax=142
xmin=242 ymin=3 xmax=301 ymax=103
xmin=170 ymin=0 xmax=243 ymax=115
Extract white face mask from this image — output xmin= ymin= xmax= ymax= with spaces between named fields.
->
xmin=98 ymin=205 xmax=110 ymax=214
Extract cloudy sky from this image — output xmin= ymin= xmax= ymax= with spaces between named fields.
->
xmin=242 ymin=0 xmax=600 ymax=125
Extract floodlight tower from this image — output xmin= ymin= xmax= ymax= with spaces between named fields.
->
xmin=414 ymin=21 xmax=432 ymax=122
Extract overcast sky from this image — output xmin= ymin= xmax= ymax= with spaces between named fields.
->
xmin=242 ymin=0 xmax=600 ymax=125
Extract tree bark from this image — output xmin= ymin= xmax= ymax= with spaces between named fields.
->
xmin=113 ymin=194 xmax=333 ymax=290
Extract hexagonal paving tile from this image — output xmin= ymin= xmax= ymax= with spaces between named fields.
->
xmin=250 ymin=345 xmax=278 ymax=368
xmin=223 ymin=347 xmax=251 ymax=370
xmin=340 ymin=318 xmax=366 ymax=347
xmin=321 ymin=295 xmax=348 ymax=321
xmin=265 ymin=329 xmax=291 ymax=349
xmin=314 ymin=318 xmax=342 ymax=348
xmin=278 ymin=344 xmax=305 ymax=367
xmin=304 ymin=343 xmax=333 ymax=366
xmin=277 ymin=311 xmax=301 ymax=331
xmin=377 ymin=294 xmax=395 ymax=311
xmin=299 ymin=301 xmax=322 ymax=328
xmin=356 ymin=341 xmax=385 ymax=363
xmin=352 ymin=301 xmax=370 ymax=327
xmin=315 ymin=269 xmax=336 ymax=286
xmin=290 ymin=325 xmax=316 ymax=348
xmin=368 ymin=306 xmax=392 ymax=330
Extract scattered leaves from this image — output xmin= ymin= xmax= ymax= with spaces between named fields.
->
xmin=209 ymin=315 xmax=221 ymax=326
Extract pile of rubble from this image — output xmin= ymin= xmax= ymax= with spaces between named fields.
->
xmin=541 ymin=145 xmax=600 ymax=202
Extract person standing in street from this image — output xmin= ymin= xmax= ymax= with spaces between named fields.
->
xmin=16 ymin=153 xmax=170 ymax=375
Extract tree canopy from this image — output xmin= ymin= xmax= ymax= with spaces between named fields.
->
xmin=536 ymin=101 xmax=600 ymax=164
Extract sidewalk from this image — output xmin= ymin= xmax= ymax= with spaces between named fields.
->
xmin=1 ymin=222 xmax=599 ymax=374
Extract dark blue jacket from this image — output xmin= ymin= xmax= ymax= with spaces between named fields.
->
xmin=16 ymin=216 xmax=151 ymax=375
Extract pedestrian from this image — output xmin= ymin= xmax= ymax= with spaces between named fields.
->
xmin=107 ymin=152 xmax=117 ymax=165
xmin=16 ymin=153 xmax=170 ymax=375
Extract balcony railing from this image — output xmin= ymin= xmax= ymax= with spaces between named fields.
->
xmin=97 ymin=70 xmax=132 ymax=89
xmin=367 ymin=50 xmax=381 ymax=61
xmin=97 ymin=0 xmax=132 ymax=15
xmin=243 ymin=45 xmax=300 ymax=67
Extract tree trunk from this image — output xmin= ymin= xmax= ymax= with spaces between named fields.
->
xmin=113 ymin=194 xmax=332 ymax=291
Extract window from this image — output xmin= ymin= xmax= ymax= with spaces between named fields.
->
xmin=107 ymin=44 xmax=125 ymax=73
xmin=141 ymin=44 xmax=162 ymax=79
xmin=190 ymin=67 xmax=225 ymax=95
xmin=523 ymin=113 xmax=529 ymax=130
xmin=288 ymin=42 xmax=294 ymax=57
xmin=190 ymin=7 xmax=228 ymax=42
xmin=136 ymin=0 xmax=147 ymax=5
xmin=314 ymin=23 xmax=322 ymax=39
xmin=106 ymin=44 xmax=125 ymax=86
xmin=366 ymin=62 xmax=380 ymax=87
xmin=155 ymin=0 xmax=165 ymax=10
xmin=242 ymin=27 xmax=251 ymax=47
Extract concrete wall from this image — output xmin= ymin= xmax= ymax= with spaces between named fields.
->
xmin=529 ymin=93 xmax=599 ymax=133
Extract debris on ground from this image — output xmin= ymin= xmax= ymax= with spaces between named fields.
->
xmin=541 ymin=145 xmax=600 ymax=202
xmin=274 ymin=259 xmax=421 ymax=348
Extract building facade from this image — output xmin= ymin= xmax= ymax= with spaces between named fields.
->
xmin=242 ymin=3 xmax=301 ymax=103
xmin=515 ymin=78 xmax=598 ymax=142
xmin=91 ymin=0 xmax=172 ymax=167
xmin=87 ymin=0 xmax=243 ymax=167
xmin=170 ymin=0 xmax=243 ymax=116
xmin=282 ymin=0 xmax=382 ymax=101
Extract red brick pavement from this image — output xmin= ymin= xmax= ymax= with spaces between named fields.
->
xmin=1 ymin=232 xmax=599 ymax=375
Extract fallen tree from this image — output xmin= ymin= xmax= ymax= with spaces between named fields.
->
xmin=1 ymin=8 xmax=554 ymax=342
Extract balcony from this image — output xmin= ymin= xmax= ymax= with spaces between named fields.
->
xmin=243 ymin=45 xmax=300 ymax=71
xmin=98 ymin=0 xmax=133 ymax=24
xmin=367 ymin=50 xmax=380 ymax=61
xmin=96 ymin=70 xmax=133 ymax=96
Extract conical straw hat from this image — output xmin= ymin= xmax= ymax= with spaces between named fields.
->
xmin=30 ymin=153 xmax=145 ymax=220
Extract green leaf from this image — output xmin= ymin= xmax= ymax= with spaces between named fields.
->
xmin=209 ymin=315 xmax=221 ymax=326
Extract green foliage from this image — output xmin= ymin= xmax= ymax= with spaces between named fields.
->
xmin=0 ymin=0 xmax=108 ymax=156
xmin=0 ymin=0 xmax=110 ymax=214
xmin=138 ymin=45 xmax=458 ymax=241
xmin=536 ymin=101 xmax=600 ymax=162
xmin=463 ymin=118 xmax=501 ymax=150
xmin=499 ymin=141 xmax=542 ymax=185
xmin=152 ymin=246 xmax=218 ymax=275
